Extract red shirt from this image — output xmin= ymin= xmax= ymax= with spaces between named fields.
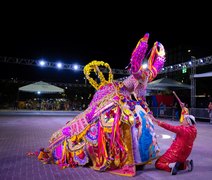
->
xmin=158 ymin=121 xmax=197 ymax=162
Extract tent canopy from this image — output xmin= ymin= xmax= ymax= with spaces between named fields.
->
xmin=147 ymin=78 xmax=191 ymax=90
xmin=193 ymin=71 xmax=212 ymax=78
xmin=19 ymin=81 xmax=64 ymax=94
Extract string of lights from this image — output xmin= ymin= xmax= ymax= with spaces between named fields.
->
xmin=0 ymin=55 xmax=212 ymax=75
xmin=160 ymin=55 xmax=212 ymax=74
xmin=1 ymin=55 xmax=211 ymax=108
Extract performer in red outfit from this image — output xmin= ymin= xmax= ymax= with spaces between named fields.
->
xmin=149 ymin=114 xmax=197 ymax=175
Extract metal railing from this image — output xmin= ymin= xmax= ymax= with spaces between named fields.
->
xmin=149 ymin=107 xmax=210 ymax=122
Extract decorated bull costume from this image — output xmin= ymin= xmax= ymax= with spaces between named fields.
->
xmin=37 ymin=33 xmax=166 ymax=176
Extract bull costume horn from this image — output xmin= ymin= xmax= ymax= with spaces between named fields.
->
xmin=129 ymin=33 xmax=166 ymax=82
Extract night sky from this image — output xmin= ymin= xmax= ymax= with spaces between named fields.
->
xmin=0 ymin=4 xmax=211 ymax=83
xmin=1 ymin=26 xmax=212 ymax=68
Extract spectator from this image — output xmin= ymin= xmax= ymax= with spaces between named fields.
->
xmin=14 ymin=100 xmax=18 ymax=110
xmin=208 ymin=101 xmax=212 ymax=124
xmin=159 ymin=102 xmax=166 ymax=117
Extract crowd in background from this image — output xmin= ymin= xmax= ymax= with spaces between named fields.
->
xmin=14 ymin=98 xmax=89 ymax=111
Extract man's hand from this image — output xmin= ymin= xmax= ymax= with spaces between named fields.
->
xmin=148 ymin=114 xmax=160 ymax=125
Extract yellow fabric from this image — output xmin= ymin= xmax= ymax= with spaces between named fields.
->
xmin=180 ymin=107 xmax=189 ymax=123
xmin=122 ymin=123 xmax=133 ymax=165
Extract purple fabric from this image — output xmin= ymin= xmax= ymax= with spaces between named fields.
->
xmin=62 ymin=127 xmax=70 ymax=136
xmin=130 ymin=34 xmax=149 ymax=73
xmin=153 ymin=56 xmax=165 ymax=73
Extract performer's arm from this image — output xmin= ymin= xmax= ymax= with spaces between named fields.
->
xmin=157 ymin=121 xmax=182 ymax=134
xmin=173 ymin=91 xmax=184 ymax=107
xmin=149 ymin=114 xmax=182 ymax=134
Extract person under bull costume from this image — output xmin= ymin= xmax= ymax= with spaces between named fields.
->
xmin=35 ymin=33 xmax=166 ymax=177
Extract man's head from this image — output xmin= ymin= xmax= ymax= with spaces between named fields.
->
xmin=184 ymin=115 xmax=196 ymax=125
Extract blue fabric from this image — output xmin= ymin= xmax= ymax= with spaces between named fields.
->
xmin=138 ymin=110 xmax=153 ymax=162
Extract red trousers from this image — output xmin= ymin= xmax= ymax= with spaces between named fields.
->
xmin=155 ymin=155 xmax=187 ymax=172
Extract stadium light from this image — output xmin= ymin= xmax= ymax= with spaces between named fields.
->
xmin=142 ymin=63 xmax=148 ymax=69
xmin=73 ymin=64 xmax=79 ymax=70
xmin=56 ymin=62 xmax=62 ymax=69
xmin=39 ymin=60 xmax=46 ymax=66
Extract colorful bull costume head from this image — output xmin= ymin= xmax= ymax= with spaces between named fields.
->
xmin=38 ymin=33 xmax=166 ymax=176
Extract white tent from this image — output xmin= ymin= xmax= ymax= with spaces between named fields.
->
xmin=147 ymin=78 xmax=191 ymax=90
xmin=19 ymin=81 xmax=64 ymax=94
xmin=193 ymin=71 xmax=212 ymax=78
